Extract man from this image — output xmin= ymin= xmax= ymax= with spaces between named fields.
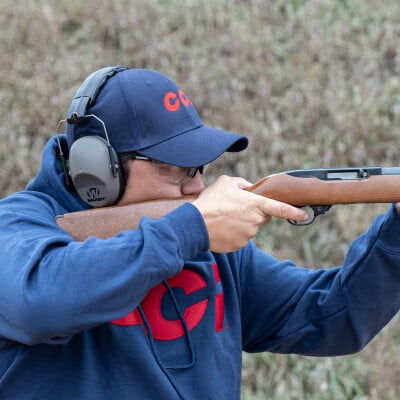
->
xmin=0 ymin=67 xmax=399 ymax=400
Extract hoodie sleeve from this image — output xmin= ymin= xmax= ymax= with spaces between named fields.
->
xmin=240 ymin=205 xmax=400 ymax=356
xmin=0 ymin=192 xmax=209 ymax=345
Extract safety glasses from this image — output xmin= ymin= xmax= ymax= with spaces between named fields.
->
xmin=126 ymin=154 xmax=204 ymax=185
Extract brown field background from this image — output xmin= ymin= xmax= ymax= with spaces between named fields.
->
xmin=0 ymin=0 xmax=399 ymax=398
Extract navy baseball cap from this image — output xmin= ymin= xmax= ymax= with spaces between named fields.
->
xmin=67 ymin=68 xmax=248 ymax=167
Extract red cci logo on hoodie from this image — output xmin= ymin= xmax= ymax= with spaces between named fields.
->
xmin=112 ymin=264 xmax=224 ymax=340
xmin=163 ymin=90 xmax=192 ymax=112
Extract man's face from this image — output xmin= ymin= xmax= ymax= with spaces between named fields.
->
xmin=116 ymin=159 xmax=206 ymax=205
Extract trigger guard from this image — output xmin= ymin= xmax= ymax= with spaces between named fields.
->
xmin=288 ymin=206 xmax=315 ymax=226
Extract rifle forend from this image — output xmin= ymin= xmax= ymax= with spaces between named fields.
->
xmin=56 ymin=167 xmax=400 ymax=241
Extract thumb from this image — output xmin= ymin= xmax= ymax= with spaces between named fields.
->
xmin=234 ymin=178 xmax=253 ymax=190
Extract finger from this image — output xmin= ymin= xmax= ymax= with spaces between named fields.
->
xmin=258 ymin=215 xmax=272 ymax=227
xmin=214 ymin=175 xmax=253 ymax=189
xmin=258 ymin=197 xmax=309 ymax=221
xmin=230 ymin=177 xmax=253 ymax=190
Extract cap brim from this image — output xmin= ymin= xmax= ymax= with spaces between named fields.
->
xmin=136 ymin=125 xmax=248 ymax=167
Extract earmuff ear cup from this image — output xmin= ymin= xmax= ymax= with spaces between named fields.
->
xmin=69 ymin=136 xmax=124 ymax=207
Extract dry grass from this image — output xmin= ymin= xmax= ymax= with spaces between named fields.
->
xmin=0 ymin=0 xmax=399 ymax=398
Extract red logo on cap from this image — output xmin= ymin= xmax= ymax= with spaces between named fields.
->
xmin=164 ymin=89 xmax=192 ymax=112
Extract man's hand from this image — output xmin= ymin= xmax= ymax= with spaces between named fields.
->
xmin=192 ymin=175 xmax=309 ymax=253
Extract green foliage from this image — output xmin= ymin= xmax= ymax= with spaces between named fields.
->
xmin=0 ymin=0 xmax=399 ymax=398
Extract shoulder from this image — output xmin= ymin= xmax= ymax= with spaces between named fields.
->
xmin=0 ymin=190 xmax=67 ymax=221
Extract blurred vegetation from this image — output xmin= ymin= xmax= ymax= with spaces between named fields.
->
xmin=0 ymin=0 xmax=399 ymax=398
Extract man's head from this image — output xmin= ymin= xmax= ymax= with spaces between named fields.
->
xmin=65 ymin=67 xmax=248 ymax=206
xmin=116 ymin=152 xmax=206 ymax=204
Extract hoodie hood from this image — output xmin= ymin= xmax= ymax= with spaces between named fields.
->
xmin=26 ymin=135 xmax=91 ymax=213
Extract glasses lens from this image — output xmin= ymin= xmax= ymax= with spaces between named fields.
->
xmin=150 ymin=161 xmax=203 ymax=184
xmin=185 ymin=165 xmax=205 ymax=181
xmin=187 ymin=167 xmax=198 ymax=179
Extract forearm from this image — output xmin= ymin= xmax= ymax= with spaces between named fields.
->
xmin=241 ymin=205 xmax=400 ymax=355
xmin=0 ymin=201 xmax=208 ymax=345
xmin=338 ymin=204 xmax=400 ymax=351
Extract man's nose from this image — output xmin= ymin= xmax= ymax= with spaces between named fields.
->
xmin=181 ymin=172 xmax=205 ymax=195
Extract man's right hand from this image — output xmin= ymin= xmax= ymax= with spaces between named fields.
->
xmin=192 ymin=175 xmax=309 ymax=253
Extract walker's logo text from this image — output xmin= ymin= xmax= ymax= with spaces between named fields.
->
xmin=112 ymin=264 xmax=224 ymax=340
xmin=86 ymin=187 xmax=106 ymax=203
xmin=163 ymin=90 xmax=193 ymax=112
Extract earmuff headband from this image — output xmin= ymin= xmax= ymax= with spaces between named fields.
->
xmin=67 ymin=66 xmax=128 ymax=124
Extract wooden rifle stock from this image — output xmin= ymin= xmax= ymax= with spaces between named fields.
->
xmin=56 ymin=167 xmax=400 ymax=241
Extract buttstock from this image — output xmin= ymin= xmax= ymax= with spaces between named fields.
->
xmin=56 ymin=195 xmax=197 ymax=241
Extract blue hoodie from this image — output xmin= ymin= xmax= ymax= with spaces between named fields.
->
xmin=0 ymin=136 xmax=399 ymax=400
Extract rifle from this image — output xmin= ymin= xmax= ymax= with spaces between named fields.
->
xmin=56 ymin=166 xmax=400 ymax=241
